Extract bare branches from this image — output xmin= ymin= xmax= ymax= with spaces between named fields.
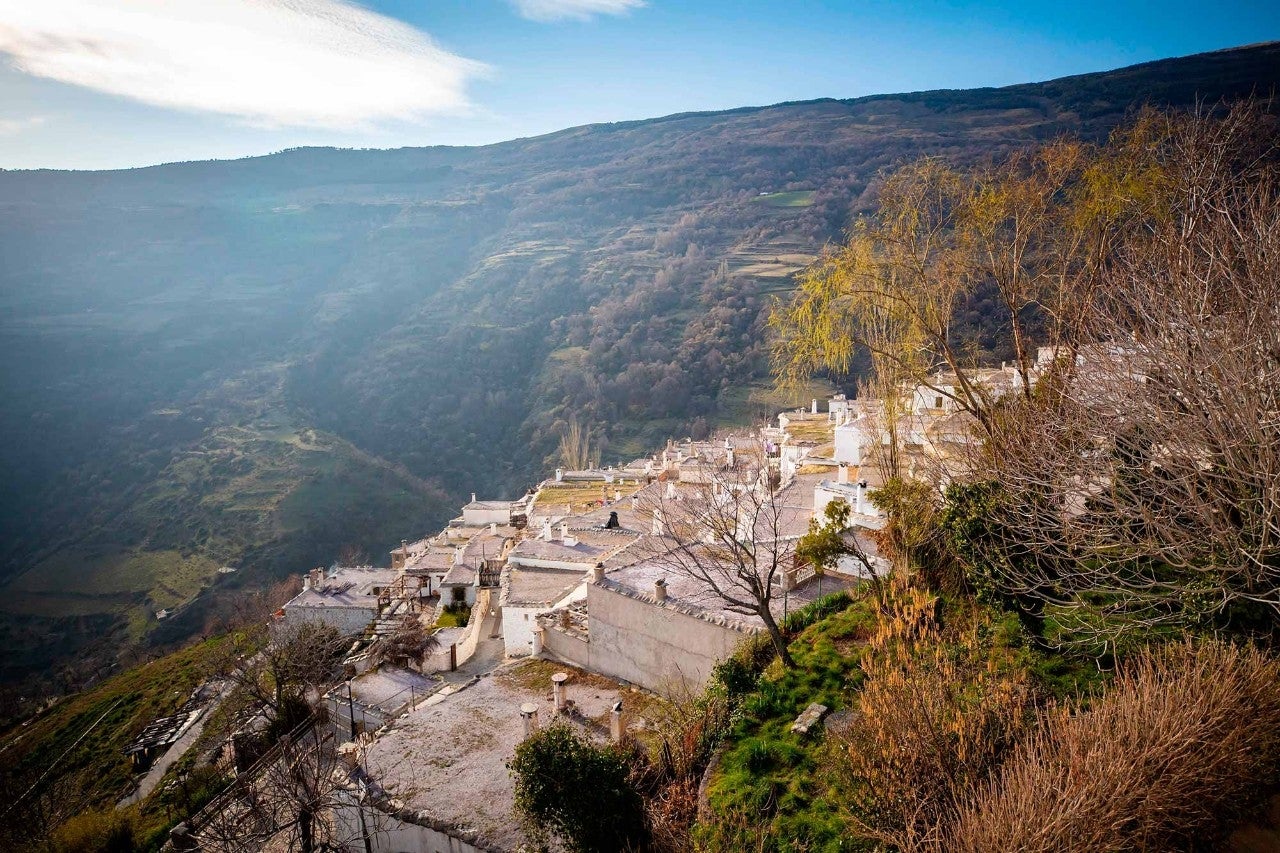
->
xmin=643 ymin=441 xmax=802 ymax=667
xmin=974 ymin=101 xmax=1280 ymax=646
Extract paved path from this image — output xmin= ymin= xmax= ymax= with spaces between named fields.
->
xmin=117 ymin=681 xmax=230 ymax=809
xmin=441 ymin=606 xmax=506 ymax=685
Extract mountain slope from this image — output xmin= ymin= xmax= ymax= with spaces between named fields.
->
xmin=1 ymin=42 xmax=1278 ymax=700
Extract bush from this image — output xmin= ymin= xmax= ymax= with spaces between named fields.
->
xmin=510 ymin=723 xmax=647 ymax=853
xmin=947 ymin=640 xmax=1280 ymax=853
xmin=831 ymin=581 xmax=1034 ymax=850
xmin=50 ymin=810 xmax=136 ymax=853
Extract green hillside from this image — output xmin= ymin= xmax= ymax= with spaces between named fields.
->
xmin=1 ymin=42 xmax=1278 ymax=708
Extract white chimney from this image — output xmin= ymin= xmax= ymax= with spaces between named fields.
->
xmin=651 ymin=509 xmax=663 ymax=536
xmin=531 ymin=625 xmax=544 ymax=656
xmin=542 ymin=518 xmax=553 ymax=540
xmin=630 ymin=495 xmax=638 ymax=510
xmin=559 ymin=522 xmax=569 ymax=540
xmin=490 ymin=522 xmax=498 ymax=533
xmin=520 ymin=703 xmax=539 ymax=738
xmin=856 ymin=480 xmax=868 ymax=515
xmin=614 ymin=489 xmax=621 ymax=502
xmin=471 ymin=492 xmax=477 ymax=503
xmin=610 ymin=701 xmax=623 ymax=743
xmin=555 ymin=468 xmax=564 ymax=482
xmin=654 ymin=578 xmax=668 ymax=602
xmin=838 ymin=463 xmax=849 ymax=485
xmin=812 ymin=398 xmax=818 ymax=414
xmin=302 ymin=573 xmax=311 ymax=592
xmin=552 ymin=672 xmax=568 ymax=712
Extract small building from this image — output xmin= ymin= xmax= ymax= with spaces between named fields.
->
xmin=281 ymin=567 xmax=398 ymax=635
xmin=325 ymin=666 xmax=439 ymax=741
xmin=501 ymin=566 xmax=586 ymax=657
xmin=461 ymin=495 xmax=526 ymax=528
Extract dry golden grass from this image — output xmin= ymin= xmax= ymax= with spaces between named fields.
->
xmin=947 ymin=641 xmax=1280 ymax=853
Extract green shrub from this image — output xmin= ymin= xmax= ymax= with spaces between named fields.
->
xmin=509 ymin=723 xmax=646 ymax=853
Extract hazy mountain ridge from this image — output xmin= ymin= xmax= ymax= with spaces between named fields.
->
xmin=1 ymin=42 xmax=1278 ymax=698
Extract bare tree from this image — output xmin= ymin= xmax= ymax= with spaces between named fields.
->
xmin=184 ymin=719 xmax=362 ymax=853
xmin=216 ymin=620 xmax=349 ymax=731
xmin=644 ymin=441 xmax=803 ymax=667
xmin=972 ymin=101 xmax=1280 ymax=645
xmin=365 ymin=619 xmax=440 ymax=670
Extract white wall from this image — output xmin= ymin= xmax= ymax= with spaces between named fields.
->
xmin=584 ymin=584 xmax=748 ymax=695
xmin=833 ymin=423 xmax=869 ymax=465
xmin=281 ymin=604 xmax=377 ymax=636
xmin=461 ymin=506 xmax=510 ymax=527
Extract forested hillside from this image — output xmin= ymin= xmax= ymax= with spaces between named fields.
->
xmin=1 ymin=42 xmax=1277 ymax=704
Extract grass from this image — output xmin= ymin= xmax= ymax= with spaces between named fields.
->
xmin=0 ymin=634 xmax=244 ymax=843
xmin=716 ymin=379 xmax=837 ymax=430
xmin=534 ymin=480 xmax=646 ymax=514
xmin=700 ymin=596 xmax=878 ymax=852
xmin=753 ymin=191 xmax=817 ymax=208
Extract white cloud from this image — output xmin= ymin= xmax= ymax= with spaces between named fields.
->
xmin=0 ymin=1 xmax=487 ymax=130
xmin=0 ymin=115 xmax=46 ymax=136
xmin=510 ymin=0 xmax=645 ymax=23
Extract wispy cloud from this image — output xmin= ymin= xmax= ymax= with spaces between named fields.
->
xmin=0 ymin=1 xmax=488 ymax=130
xmin=510 ymin=0 xmax=645 ymax=23
xmin=0 ymin=115 xmax=46 ymax=136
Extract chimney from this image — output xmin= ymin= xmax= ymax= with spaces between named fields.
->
xmin=651 ymin=509 xmax=663 ymax=536
xmin=555 ymin=468 xmax=564 ymax=482
xmin=520 ymin=703 xmax=539 ymax=738
xmin=471 ymin=492 xmax=477 ymax=503
xmin=856 ymin=480 xmax=868 ymax=515
xmin=654 ymin=578 xmax=668 ymax=602
xmin=812 ymin=398 xmax=818 ymax=414
xmin=592 ymin=563 xmax=605 ymax=582
xmin=531 ymin=625 xmax=544 ymax=656
xmin=552 ymin=672 xmax=568 ymax=712
xmin=610 ymin=701 xmax=623 ymax=743
xmin=490 ymin=522 xmax=498 ymax=533
xmin=838 ymin=463 xmax=849 ymax=485
xmin=614 ymin=489 xmax=622 ymax=503
xmin=302 ymin=573 xmax=311 ymax=592
xmin=606 ymin=511 xmax=620 ymax=529
xmin=542 ymin=518 xmax=553 ymax=540
xmin=310 ymin=567 xmax=325 ymax=590
xmin=559 ymin=522 xmax=569 ymax=541
xmin=630 ymin=495 xmax=638 ymax=510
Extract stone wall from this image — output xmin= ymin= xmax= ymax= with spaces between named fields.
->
xmin=584 ymin=582 xmax=749 ymax=695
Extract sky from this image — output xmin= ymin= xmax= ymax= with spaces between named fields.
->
xmin=0 ymin=0 xmax=1276 ymax=171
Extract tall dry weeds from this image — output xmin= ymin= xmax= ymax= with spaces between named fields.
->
xmin=947 ymin=640 xmax=1280 ymax=852
xmin=832 ymin=581 xmax=1035 ymax=851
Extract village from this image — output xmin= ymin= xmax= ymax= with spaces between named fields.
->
xmin=151 ymin=350 xmax=1067 ymax=852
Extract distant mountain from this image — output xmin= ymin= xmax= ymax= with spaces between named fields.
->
xmin=2 ymin=42 xmax=1278 ymax=699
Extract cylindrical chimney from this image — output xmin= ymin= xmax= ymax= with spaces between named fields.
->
xmin=654 ymin=578 xmax=668 ymax=602
xmin=592 ymin=564 xmax=605 ymax=583
xmin=838 ymin=463 xmax=849 ymax=485
xmin=552 ymin=672 xmax=568 ymax=712
xmin=531 ymin=625 xmax=544 ymax=656
xmin=610 ymin=702 xmax=623 ymax=743
xmin=520 ymin=703 xmax=539 ymax=738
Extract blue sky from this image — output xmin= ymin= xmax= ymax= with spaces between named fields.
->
xmin=0 ymin=0 xmax=1276 ymax=171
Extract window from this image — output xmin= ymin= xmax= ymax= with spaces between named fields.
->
xmin=934 ymin=396 xmax=943 ymax=409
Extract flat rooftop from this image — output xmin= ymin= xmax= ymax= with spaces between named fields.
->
xmin=359 ymin=659 xmax=638 ymax=851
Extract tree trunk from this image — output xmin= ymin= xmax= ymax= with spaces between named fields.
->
xmin=759 ymin=606 xmax=795 ymax=668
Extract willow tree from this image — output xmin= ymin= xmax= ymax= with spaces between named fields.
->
xmin=770 ymin=136 xmax=1147 ymax=435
